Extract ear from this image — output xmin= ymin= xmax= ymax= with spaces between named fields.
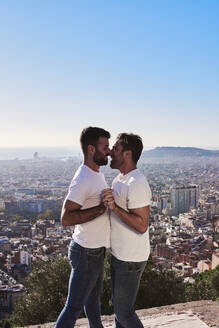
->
xmin=88 ymin=144 xmax=95 ymax=155
xmin=123 ymin=150 xmax=132 ymax=160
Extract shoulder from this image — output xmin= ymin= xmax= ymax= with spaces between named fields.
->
xmin=67 ymin=166 xmax=92 ymax=204
xmin=127 ymin=169 xmax=148 ymax=187
xmin=127 ymin=170 xmax=151 ymax=196
xmin=127 ymin=170 xmax=151 ymax=209
xmin=69 ymin=165 xmax=91 ymax=189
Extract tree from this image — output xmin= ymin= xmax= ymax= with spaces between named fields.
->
xmin=101 ymin=251 xmax=113 ymax=314
xmin=7 ymin=213 xmax=25 ymax=222
xmin=11 ymin=255 xmax=186 ymax=326
xmin=136 ymin=259 xmax=186 ymax=309
xmin=37 ymin=210 xmax=54 ymax=221
xmin=103 ymin=254 xmax=186 ymax=314
xmin=11 ymin=257 xmax=71 ymax=326
xmin=0 ymin=320 xmax=11 ymax=328
xmin=211 ymin=265 xmax=219 ymax=297
xmin=12 ymin=255 xmax=219 ymax=326
xmin=185 ymin=265 xmax=219 ymax=302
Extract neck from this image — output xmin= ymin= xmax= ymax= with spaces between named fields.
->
xmin=84 ymin=158 xmax=99 ymax=172
xmin=120 ymin=163 xmax=137 ymax=175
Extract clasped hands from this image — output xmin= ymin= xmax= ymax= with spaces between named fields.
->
xmin=102 ymin=188 xmax=116 ymax=210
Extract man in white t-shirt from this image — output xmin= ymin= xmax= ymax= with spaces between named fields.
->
xmin=102 ymin=133 xmax=151 ymax=328
xmin=56 ymin=127 xmax=111 ymax=328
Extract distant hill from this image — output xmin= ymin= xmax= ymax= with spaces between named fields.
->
xmin=141 ymin=147 xmax=219 ymax=158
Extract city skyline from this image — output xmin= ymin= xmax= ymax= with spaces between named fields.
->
xmin=0 ymin=145 xmax=219 ymax=161
xmin=1 ymin=1 xmax=219 ymax=148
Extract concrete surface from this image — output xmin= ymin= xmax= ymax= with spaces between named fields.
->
xmin=25 ymin=300 xmax=219 ymax=328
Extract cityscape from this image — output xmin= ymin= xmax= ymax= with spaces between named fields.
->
xmin=1 ymin=1 xmax=219 ymax=326
xmin=0 ymin=147 xmax=218 ymax=319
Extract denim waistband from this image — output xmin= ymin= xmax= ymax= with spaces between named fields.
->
xmin=69 ymin=240 xmax=105 ymax=253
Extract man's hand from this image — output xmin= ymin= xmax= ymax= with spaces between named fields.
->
xmin=102 ymin=188 xmax=115 ymax=210
xmin=99 ymin=201 xmax=108 ymax=212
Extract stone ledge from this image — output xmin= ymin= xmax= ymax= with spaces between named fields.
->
xmin=24 ymin=300 xmax=219 ymax=328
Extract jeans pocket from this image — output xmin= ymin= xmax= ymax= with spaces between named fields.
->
xmin=68 ymin=247 xmax=81 ymax=270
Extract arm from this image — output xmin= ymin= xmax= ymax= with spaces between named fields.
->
xmin=111 ymin=204 xmax=150 ymax=234
xmin=102 ymin=189 xmax=149 ymax=234
xmin=61 ymin=199 xmax=106 ymax=227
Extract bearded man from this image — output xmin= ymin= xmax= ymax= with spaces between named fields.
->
xmin=56 ymin=126 xmax=110 ymax=328
xmin=102 ymin=133 xmax=151 ymax=328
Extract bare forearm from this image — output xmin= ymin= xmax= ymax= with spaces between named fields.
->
xmin=112 ymin=205 xmax=148 ymax=233
xmin=62 ymin=204 xmax=106 ymax=227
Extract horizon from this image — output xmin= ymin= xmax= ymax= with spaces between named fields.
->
xmin=1 ymin=1 xmax=219 ymax=148
xmin=0 ymin=145 xmax=219 ymax=150
xmin=0 ymin=145 xmax=219 ymax=161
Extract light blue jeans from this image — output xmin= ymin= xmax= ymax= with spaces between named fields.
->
xmin=56 ymin=241 xmax=105 ymax=328
xmin=111 ymin=255 xmax=146 ymax=328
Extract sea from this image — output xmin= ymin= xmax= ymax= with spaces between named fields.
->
xmin=1 ymin=146 xmax=218 ymax=161
xmin=0 ymin=147 xmax=82 ymax=161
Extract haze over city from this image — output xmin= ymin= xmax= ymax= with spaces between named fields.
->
xmin=1 ymin=1 xmax=219 ymax=150
xmin=1 ymin=3 xmax=219 ymax=326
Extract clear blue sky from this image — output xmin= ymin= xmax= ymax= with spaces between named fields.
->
xmin=1 ymin=0 xmax=219 ymax=149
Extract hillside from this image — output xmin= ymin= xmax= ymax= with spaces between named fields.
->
xmin=142 ymin=147 xmax=219 ymax=158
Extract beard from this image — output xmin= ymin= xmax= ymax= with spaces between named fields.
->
xmin=93 ymin=150 xmax=108 ymax=166
xmin=110 ymin=159 xmax=116 ymax=168
xmin=110 ymin=157 xmax=124 ymax=169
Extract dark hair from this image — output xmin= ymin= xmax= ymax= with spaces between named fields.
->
xmin=117 ymin=133 xmax=143 ymax=164
xmin=80 ymin=126 xmax=110 ymax=154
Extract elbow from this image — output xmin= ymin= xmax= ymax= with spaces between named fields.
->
xmin=137 ymin=225 xmax=148 ymax=234
xmin=62 ymin=219 xmax=68 ymax=227
xmin=138 ymin=228 xmax=147 ymax=234
xmin=61 ymin=209 xmax=77 ymax=227
xmin=61 ymin=216 xmax=67 ymax=227
xmin=61 ymin=212 xmax=69 ymax=227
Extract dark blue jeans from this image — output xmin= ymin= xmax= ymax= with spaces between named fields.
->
xmin=111 ymin=255 xmax=146 ymax=328
xmin=56 ymin=241 xmax=105 ymax=328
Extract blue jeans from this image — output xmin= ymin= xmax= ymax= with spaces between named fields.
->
xmin=56 ymin=241 xmax=105 ymax=328
xmin=111 ymin=255 xmax=146 ymax=328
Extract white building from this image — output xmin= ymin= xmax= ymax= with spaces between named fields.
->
xmin=0 ymin=199 xmax=5 ymax=210
xmin=20 ymin=249 xmax=30 ymax=266
xmin=171 ymin=185 xmax=199 ymax=214
xmin=212 ymin=249 xmax=219 ymax=269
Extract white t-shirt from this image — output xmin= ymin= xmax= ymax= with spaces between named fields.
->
xmin=66 ymin=164 xmax=110 ymax=248
xmin=110 ymin=168 xmax=152 ymax=262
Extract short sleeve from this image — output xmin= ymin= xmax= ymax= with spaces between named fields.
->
xmin=66 ymin=176 xmax=90 ymax=206
xmin=127 ymin=180 xmax=152 ymax=209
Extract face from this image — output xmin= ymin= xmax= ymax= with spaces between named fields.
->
xmin=110 ymin=140 xmax=125 ymax=169
xmin=93 ymin=137 xmax=110 ymax=166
